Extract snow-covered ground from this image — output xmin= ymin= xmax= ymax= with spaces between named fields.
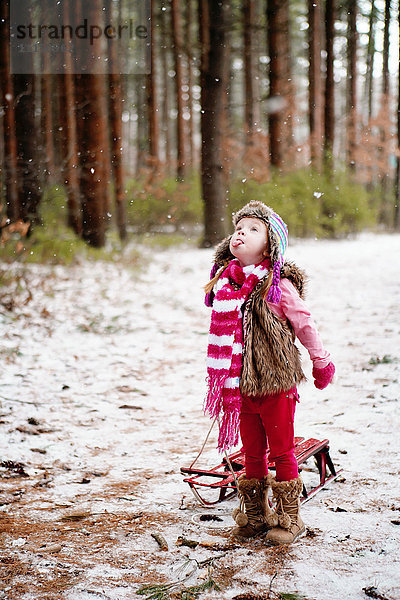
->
xmin=1 ymin=233 xmax=399 ymax=600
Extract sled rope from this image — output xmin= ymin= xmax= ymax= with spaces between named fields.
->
xmin=189 ymin=416 xmax=218 ymax=469
xmin=222 ymin=447 xmax=240 ymax=489
xmin=218 ymin=413 xmax=240 ymax=488
xmin=189 ymin=416 xmax=240 ymax=489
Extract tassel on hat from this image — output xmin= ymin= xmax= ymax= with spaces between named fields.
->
xmin=267 ymin=260 xmax=282 ymax=304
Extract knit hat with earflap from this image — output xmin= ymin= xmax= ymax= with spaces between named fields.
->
xmin=233 ymin=201 xmax=288 ymax=303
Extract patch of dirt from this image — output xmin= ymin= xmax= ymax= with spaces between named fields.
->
xmin=0 ymin=506 xmax=182 ymax=599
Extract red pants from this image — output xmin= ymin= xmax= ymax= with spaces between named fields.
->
xmin=239 ymin=388 xmax=299 ymax=482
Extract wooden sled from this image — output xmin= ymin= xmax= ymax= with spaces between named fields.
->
xmin=181 ymin=437 xmax=342 ymax=506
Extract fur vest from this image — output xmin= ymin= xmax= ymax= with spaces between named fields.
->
xmin=240 ymin=261 xmax=307 ymax=397
xmin=213 ymin=239 xmax=307 ymax=396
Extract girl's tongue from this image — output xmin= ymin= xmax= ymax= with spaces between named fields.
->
xmin=231 ymin=238 xmax=243 ymax=248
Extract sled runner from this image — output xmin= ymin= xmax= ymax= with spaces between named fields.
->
xmin=181 ymin=437 xmax=342 ymax=506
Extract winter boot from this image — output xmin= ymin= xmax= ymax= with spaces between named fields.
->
xmin=231 ymin=473 xmax=278 ymax=539
xmin=265 ymin=475 xmax=306 ymax=545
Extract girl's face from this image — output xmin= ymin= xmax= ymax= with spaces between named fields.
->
xmin=230 ymin=217 xmax=269 ymax=266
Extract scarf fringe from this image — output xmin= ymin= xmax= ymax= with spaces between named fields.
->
xmin=204 ymin=372 xmax=227 ymax=418
xmin=205 ymin=259 xmax=270 ymax=452
xmin=217 ymin=408 xmax=240 ymax=451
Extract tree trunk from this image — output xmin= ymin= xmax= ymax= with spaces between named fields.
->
xmin=160 ymin=1 xmax=172 ymax=169
xmin=382 ymin=0 xmax=390 ymax=98
xmin=395 ymin=2 xmax=400 ymax=230
xmin=59 ymin=0 xmax=82 ymax=234
xmin=221 ymin=0 xmax=232 ymax=185
xmin=365 ymin=1 xmax=377 ymax=122
xmin=0 ymin=0 xmax=19 ymax=221
xmin=77 ymin=73 xmax=108 ymax=247
xmin=199 ymin=0 xmax=228 ymax=246
xmin=106 ymin=0 xmax=127 ymax=240
xmin=147 ymin=0 xmax=159 ymax=171
xmin=135 ymin=76 xmax=148 ymax=174
xmin=41 ymin=74 xmax=56 ymax=183
xmin=379 ymin=0 xmax=391 ymax=222
xmin=109 ymin=78 xmax=127 ymax=241
xmin=222 ymin=8 xmax=233 ymax=134
xmin=14 ymin=72 xmax=41 ymax=223
xmin=171 ymin=0 xmax=186 ymax=180
xmin=10 ymin=0 xmax=41 ymax=223
xmin=362 ymin=0 xmax=377 ymax=189
xmin=57 ymin=0 xmax=81 ymax=234
xmin=267 ymin=0 xmax=292 ymax=169
xmin=308 ymin=0 xmax=323 ymax=170
xmin=243 ymin=0 xmax=256 ymax=143
xmin=185 ymin=0 xmax=195 ymax=167
xmin=74 ymin=0 xmax=108 ymax=247
xmin=38 ymin=2 xmax=56 ymax=184
xmin=346 ymin=0 xmax=358 ymax=171
xmin=324 ymin=0 xmax=335 ymax=168
xmin=58 ymin=69 xmax=82 ymax=234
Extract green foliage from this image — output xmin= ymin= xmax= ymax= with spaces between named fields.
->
xmin=126 ymin=172 xmax=203 ymax=233
xmin=229 ymin=169 xmax=377 ymax=238
xmin=137 ymin=583 xmax=171 ymax=600
xmin=0 ymin=185 xmax=140 ymax=266
xmin=136 ymin=232 xmax=199 ymax=249
xmin=369 ymin=355 xmax=396 ymax=365
xmin=180 ymin=577 xmax=220 ymax=599
xmin=126 ymin=168 xmax=377 ymax=241
xmin=0 ymin=167 xmax=382 ymax=266
xmin=137 ymin=576 xmax=220 ymax=600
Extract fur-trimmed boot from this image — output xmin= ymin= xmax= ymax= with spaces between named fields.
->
xmin=265 ymin=475 xmax=305 ymax=545
xmin=231 ymin=474 xmax=278 ymax=539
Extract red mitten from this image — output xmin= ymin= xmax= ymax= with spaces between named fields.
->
xmin=312 ymin=362 xmax=335 ymax=390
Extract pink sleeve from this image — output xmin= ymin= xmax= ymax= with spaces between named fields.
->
xmin=267 ymin=278 xmax=331 ymax=369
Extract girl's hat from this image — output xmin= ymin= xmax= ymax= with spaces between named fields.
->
xmin=214 ymin=201 xmax=289 ymax=303
xmin=232 ymin=201 xmax=288 ymax=267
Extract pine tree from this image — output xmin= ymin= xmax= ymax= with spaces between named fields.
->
xmin=308 ymin=0 xmax=323 ymax=170
xmin=324 ymin=0 xmax=335 ymax=168
xmin=199 ymin=0 xmax=228 ymax=246
xmin=395 ymin=3 xmax=400 ymax=230
xmin=106 ymin=0 xmax=127 ymax=240
xmin=346 ymin=0 xmax=358 ymax=171
xmin=267 ymin=0 xmax=292 ymax=169
xmin=0 ymin=0 xmax=19 ymax=221
xmin=171 ymin=0 xmax=186 ymax=180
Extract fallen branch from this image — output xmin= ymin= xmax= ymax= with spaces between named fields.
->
xmin=0 ymin=396 xmax=38 ymax=406
xmin=198 ymin=541 xmax=240 ymax=552
xmin=151 ymin=533 xmax=168 ymax=551
xmin=232 ymin=594 xmax=269 ymax=600
xmin=176 ymin=536 xmax=198 ymax=549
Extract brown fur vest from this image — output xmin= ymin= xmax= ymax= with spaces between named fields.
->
xmin=240 ymin=261 xmax=307 ymax=397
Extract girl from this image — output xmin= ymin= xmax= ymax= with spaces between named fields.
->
xmin=204 ymin=201 xmax=335 ymax=545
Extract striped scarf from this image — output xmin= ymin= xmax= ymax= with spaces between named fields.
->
xmin=204 ymin=258 xmax=269 ymax=451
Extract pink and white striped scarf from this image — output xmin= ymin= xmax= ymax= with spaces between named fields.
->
xmin=204 ymin=258 xmax=269 ymax=451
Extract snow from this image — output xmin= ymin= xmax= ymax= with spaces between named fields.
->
xmin=1 ymin=233 xmax=400 ymax=600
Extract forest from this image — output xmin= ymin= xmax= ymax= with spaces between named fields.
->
xmin=1 ymin=2 xmax=400 ymax=599
xmin=0 ymin=0 xmax=400 ymax=254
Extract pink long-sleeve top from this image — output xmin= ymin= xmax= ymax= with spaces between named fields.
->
xmin=266 ymin=278 xmax=331 ymax=369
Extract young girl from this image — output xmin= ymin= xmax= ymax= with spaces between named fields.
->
xmin=204 ymin=201 xmax=335 ymax=545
